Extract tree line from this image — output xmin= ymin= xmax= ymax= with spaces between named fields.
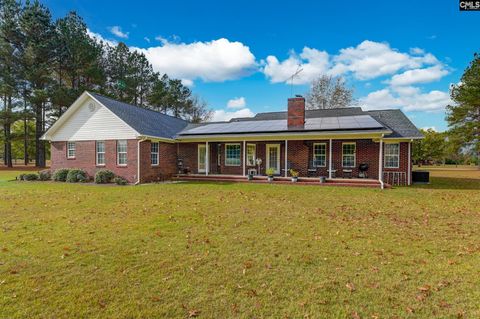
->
xmin=0 ymin=0 xmax=211 ymax=168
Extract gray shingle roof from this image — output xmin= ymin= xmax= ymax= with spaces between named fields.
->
xmin=367 ymin=109 xmax=423 ymax=139
xmin=179 ymin=107 xmax=422 ymax=138
xmin=90 ymin=92 xmax=188 ymax=139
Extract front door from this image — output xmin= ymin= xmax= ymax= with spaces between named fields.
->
xmin=198 ymin=144 xmax=206 ymax=173
xmin=266 ymin=144 xmax=280 ymax=175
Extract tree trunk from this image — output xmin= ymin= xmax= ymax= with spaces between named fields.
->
xmin=35 ymin=102 xmax=46 ymax=168
xmin=24 ymin=96 xmax=29 ymax=166
xmin=3 ymin=122 xmax=13 ymax=168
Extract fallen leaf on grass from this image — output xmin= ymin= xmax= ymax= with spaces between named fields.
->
xmin=346 ymin=282 xmax=355 ymax=292
xmin=438 ymin=300 xmax=451 ymax=309
xmin=351 ymin=311 xmax=360 ymax=319
xmin=188 ymin=309 xmax=200 ymax=317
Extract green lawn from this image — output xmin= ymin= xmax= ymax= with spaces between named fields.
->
xmin=1 ymin=170 xmax=479 ymax=318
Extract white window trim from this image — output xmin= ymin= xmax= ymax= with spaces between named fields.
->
xmin=117 ymin=140 xmax=128 ymax=166
xmin=313 ymin=143 xmax=327 ymax=167
xmin=151 ymin=142 xmax=160 ymax=166
xmin=246 ymin=143 xmax=256 ymax=166
xmin=225 ymin=143 xmax=241 ymax=166
xmin=96 ymin=141 xmax=105 ymax=166
xmin=67 ymin=141 xmax=75 ymax=159
xmin=342 ymin=142 xmax=356 ymax=168
xmin=384 ymin=143 xmax=400 ymax=169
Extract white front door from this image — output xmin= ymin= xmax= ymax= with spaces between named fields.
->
xmin=266 ymin=144 xmax=281 ymax=175
xmin=198 ymin=144 xmax=206 ymax=173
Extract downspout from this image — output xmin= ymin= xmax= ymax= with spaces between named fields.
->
xmin=378 ymin=135 xmax=384 ymax=190
xmin=135 ymin=139 xmax=146 ymax=185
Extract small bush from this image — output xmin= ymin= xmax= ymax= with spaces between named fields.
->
xmin=18 ymin=173 xmax=26 ymax=181
xmin=66 ymin=169 xmax=88 ymax=183
xmin=114 ymin=176 xmax=128 ymax=185
xmin=39 ymin=170 xmax=52 ymax=181
xmin=95 ymin=169 xmax=115 ymax=184
xmin=22 ymin=173 xmax=39 ymax=181
xmin=53 ymin=168 xmax=70 ymax=182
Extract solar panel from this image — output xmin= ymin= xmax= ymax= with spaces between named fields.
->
xmin=180 ymin=115 xmax=384 ymax=135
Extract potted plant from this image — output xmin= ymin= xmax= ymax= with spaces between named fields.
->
xmin=247 ymin=172 xmax=254 ymax=181
xmin=319 ymin=176 xmax=326 ymax=183
xmin=266 ymin=167 xmax=275 ymax=182
xmin=289 ymin=169 xmax=299 ymax=182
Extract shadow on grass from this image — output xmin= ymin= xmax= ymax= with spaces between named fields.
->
xmin=413 ymin=177 xmax=480 ymax=190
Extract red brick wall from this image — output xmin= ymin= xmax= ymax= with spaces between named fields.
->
xmin=139 ymin=141 xmax=177 ymax=183
xmin=51 ymin=140 xmax=138 ymax=182
xmin=177 ymin=139 xmax=410 ymax=181
xmin=287 ymin=97 xmax=305 ymax=128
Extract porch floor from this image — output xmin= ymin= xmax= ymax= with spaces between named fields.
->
xmin=173 ymin=174 xmax=390 ymax=188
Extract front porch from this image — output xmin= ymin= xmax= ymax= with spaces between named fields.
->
xmin=176 ymin=138 xmax=411 ymax=187
xmin=173 ymin=173 xmax=389 ymax=188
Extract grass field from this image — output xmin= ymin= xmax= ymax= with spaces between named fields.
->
xmin=1 ymin=168 xmax=479 ymax=318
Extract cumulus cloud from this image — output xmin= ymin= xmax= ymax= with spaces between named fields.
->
xmin=211 ymin=108 xmax=255 ymax=122
xmin=389 ymin=66 xmax=449 ymax=86
xmin=227 ymin=97 xmax=246 ymax=108
xmin=135 ymin=38 xmax=257 ymax=82
xmin=330 ymin=40 xmax=439 ymax=80
xmin=360 ymin=87 xmax=451 ymax=112
xmin=87 ymin=29 xmax=117 ymax=46
xmin=263 ymin=47 xmax=329 ymax=84
xmin=109 ymin=26 xmax=129 ymax=39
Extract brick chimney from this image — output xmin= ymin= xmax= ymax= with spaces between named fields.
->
xmin=287 ymin=95 xmax=305 ymax=129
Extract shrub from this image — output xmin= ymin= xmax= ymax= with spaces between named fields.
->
xmin=22 ymin=173 xmax=39 ymax=181
xmin=18 ymin=173 xmax=26 ymax=181
xmin=66 ymin=169 xmax=88 ymax=183
xmin=39 ymin=170 xmax=52 ymax=181
xmin=53 ymin=168 xmax=70 ymax=182
xmin=95 ymin=169 xmax=115 ymax=184
xmin=266 ymin=167 xmax=275 ymax=177
xmin=289 ymin=169 xmax=299 ymax=177
xmin=114 ymin=176 xmax=128 ymax=185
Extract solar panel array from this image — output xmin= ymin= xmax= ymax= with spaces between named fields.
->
xmin=180 ymin=115 xmax=384 ymax=135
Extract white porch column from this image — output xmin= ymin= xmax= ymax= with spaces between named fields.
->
xmin=284 ymin=140 xmax=288 ymax=177
xmin=328 ymin=139 xmax=333 ymax=179
xmin=205 ymin=141 xmax=209 ymax=176
xmin=243 ymin=140 xmax=246 ymax=176
xmin=378 ymin=138 xmax=384 ymax=189
xmin=408 ymin=140 xmax=412 ymax=185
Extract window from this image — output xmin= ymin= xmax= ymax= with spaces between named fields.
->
xmin=225 ymin=143 xmax=241 ymax=166
xmin=313 ymin=143 xmax=326 ymax=167
xmin=246 ymin=144 xmax=256 ymax=166
xmin=67 ymin=142 xmax=75 ymax=159
xmin=151 ymin=142 xmax=159 ymax=165
xmin=117 ymin=140 xmax=127 ymax=166
xmin=342 ymin=143 xmax=356 ymax=167
xmin=96 ymin=141 xmax=105 ymax=165
xmin=384 ymin=143 xmax=400 ymax=168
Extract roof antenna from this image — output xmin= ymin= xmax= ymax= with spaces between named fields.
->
xmin=288 ymin=64 xmax=303 ymax=97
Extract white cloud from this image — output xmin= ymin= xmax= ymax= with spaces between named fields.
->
xmin=109 ymin=26 xmax=129 ymax=39
xmin=263 ymin=47 xmax=330 ymax=84
xmin=422 ymin=126 xmax=437 ymax=131
xmin=144 ymin=37 xmax=150 ymax=43
xmin=211 ymin=108 xmax=255 ymax=122
xmin=87 ymin=29 xmax=117 ymax=46
xmin=360 ymin=87 xmax=451 ymax=112
xmin=389 ymin=66 xmax=449 ymax=86
xmin=410 ymin=47 xmax=425 ymax=55
xmin=227 ymin=97 xmax=246 ymax=108
xmin=330 ymin=40 xmax=439 ymax=80
xmin=180 ymin=79 xmax=194 ymax=87
xmin=135 ymin=38 xmax=257 ymax=82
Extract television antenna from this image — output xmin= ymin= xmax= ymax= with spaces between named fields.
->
xmin=288 ymin=64 xmax=303 ymax=97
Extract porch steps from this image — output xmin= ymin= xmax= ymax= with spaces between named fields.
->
xmin=172 ymin=174 xmax=389 ymax=188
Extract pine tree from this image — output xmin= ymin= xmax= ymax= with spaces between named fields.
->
xmin=447 ymin=53 xmax=480 ymax=169
xmin=20 ymin=0 xmax=55 ymax=167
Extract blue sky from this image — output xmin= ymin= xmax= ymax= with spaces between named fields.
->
xmin=44 ymin=0 xmax=480 ymax=130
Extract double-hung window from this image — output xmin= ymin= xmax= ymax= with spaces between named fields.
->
xmin=117 ymin=140 xmax=127 ymax=166
xmin=67 ymin=142 xmax=75 ymax=159
xmin=313 ymin=143 xmax=326 ymax=167
xmin=96 ymin=141 xmax=105 ymax=165
xmin=384 ymin=143 xmax=400 ymax=168
xmin=225 ymin=143 xmax=241 ymax=166
xmin=151 ymin=142 xmax=159 ymax=165
xmin=246 ymin=144 xmax=256 ymax=166
xmin=342 ymin=143 xmax=356 ymax=167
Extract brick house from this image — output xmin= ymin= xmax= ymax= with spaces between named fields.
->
xmin=41 ymin=91 xmax=423 ymax=187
